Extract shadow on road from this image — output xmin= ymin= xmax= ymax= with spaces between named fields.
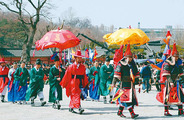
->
xmin=137 ymin=115 xmax=181 ymax=119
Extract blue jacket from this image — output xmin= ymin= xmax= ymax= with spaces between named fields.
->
xmin=140 ymin=65 xmax=151 ymax=78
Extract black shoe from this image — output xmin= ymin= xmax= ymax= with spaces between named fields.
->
xmin=41 ymin=101 xmax=46 ymax=106
xmin=1 ymin=95 xmax=5 ymax=102
xmin=79 ymin=108 xmax=84 ymax=114
xmin=109 ymin=96 xmax=113 ymax=103
xmin=55 ymin=100 xmax=61 ymax=110
xmin=52 ymin=103 xmax=56 ymax=109
xmin=31 ymin=99 xmax=34 ymax=106
xmin=103 ymin=96 xmax=107 ymax=104
xmin=164 ymin=112 xmax=172 ymax=116
xmin=18 ymin=101 xmax=22 ymax=105
xmin=57 ymin=104 xmax=61 ymax=110
xmin=131 ymin=114 xmax=139 ymax=118
xmin=69 ymin=108 xmax=77 ymax=113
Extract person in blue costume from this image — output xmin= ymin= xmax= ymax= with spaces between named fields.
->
xmin=89 ymin=61 xmax=100 ymax=101
xmin=8 ymin=62 xmax=18 ymax=103
xmin=14 ymin=61 xmax=29 ymax=104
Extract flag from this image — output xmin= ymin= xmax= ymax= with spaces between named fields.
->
xmin=71 ymin=49 xmax=75 ymax=59
xmin=85 ymin=48 xmax=89 ymax=58
xmin=64 ymin=51 xmax=66 ymax=62
xmin=89 ymin=48 xmax=94 ymax=62
xmin=151 ymin=37 xmax=170 ymax=70
xmin=50 ymin=52 xmax=58 ymax=62
xmin=93 ymin=48 xmax=98 ymax=61
xmin=67 ymin=49 xmax=71 ymax=63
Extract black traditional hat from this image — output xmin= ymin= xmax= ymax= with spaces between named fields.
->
xmin=105 ymin=56 xmax=110 ymax=62
xmin=36 ymin=59 xmax=42 ymax=65
xmin=54 ymin=56 xmax=60 ymax=62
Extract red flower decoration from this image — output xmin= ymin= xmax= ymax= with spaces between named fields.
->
xmin=93 ymin=71 xmax=98 ymax=76
xmin=19 ymin=72 xmax=23 ymax=76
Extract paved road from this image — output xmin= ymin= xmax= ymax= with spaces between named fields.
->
xmin=0 ymin=85 xmax=184 ymax=120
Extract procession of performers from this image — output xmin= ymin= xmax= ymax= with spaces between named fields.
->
xmin=0 ymin=42 xmax=184 ymax=118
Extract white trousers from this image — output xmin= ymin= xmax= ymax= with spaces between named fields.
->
xmin=55 ymin=88 xmax=58 ymax=98
xmin=1 ymin=85 xmax=7 ymax=96
xmin=109 ymin=87 xmax=116 ymax=96
xmin=30 ymin=91 xmax=44 ymax=100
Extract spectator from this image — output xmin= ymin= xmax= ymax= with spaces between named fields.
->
xmin=140 ymin=61 xmax=152 ymax=93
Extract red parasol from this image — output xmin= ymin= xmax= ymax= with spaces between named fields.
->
xmin=35 ymin=29 xmax=80 ymax=51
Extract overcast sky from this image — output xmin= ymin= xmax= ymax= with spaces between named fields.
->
xmin=2 ymin=0 xmax=184 ymax=29
xmin=49 ymin=0 xmax=184 ymax=29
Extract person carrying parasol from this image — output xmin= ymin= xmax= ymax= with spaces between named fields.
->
xmin=49 ymin=56 xmax=65 ymax=110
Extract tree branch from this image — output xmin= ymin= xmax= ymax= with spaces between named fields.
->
xmin=39 ymin=0 xmax=47 ymax=9
xmin=0 ymin=1 xmax=19 ymax=14
xmin=27 ymin=0 xmax=37 ymax=9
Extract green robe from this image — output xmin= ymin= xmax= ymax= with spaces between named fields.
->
xmin=14 ymin=67 xmax=29 ymax=86
xmin=89 ymin=66 xmax=100 ymax=85
xmin=99 ymin=64 xmax=114 ymax=96
xmin=49 ymin=66 xmax=65 ymax=102
xmin=25 ymin=67 xmax=44 ymax=101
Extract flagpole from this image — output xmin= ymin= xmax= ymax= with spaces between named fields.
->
xmin=68 ymin=48 xmax=70 ymax=64
xmin=85 ymin=44 xmax=86 ymax=62
xmin=64 ymin=50 xmax=65 ymax=67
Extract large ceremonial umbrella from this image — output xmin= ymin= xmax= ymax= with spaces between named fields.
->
xmin=35 ymin=29 xmax=80 ymax=51
xmin=103 ymin=28 xmax=149 ymax=46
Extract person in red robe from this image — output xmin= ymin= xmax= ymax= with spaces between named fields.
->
xmin=157 ymin=43 xmax=184 ymax=116
xmin=60 ymin=50 xmax=88 ymax=114
xmin=0 ymin=58 xmax=9 ymax=102
xmin=156 ymin=49 xmax=173 ymax=110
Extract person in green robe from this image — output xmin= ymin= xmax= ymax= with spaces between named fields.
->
xmin=49 ymin=56 xmax=65 ymax=110
xmin=99 ymin=56 xmax=114 ymax=104
xmin=14 ymin=61 xmax=29 ymax=104
xmin=25 ymin=59 xmax=46 ymax=106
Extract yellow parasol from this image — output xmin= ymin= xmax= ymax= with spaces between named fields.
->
xmin=103 ymin=28 xmax=149 ymax=45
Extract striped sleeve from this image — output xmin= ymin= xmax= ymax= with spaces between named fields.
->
xmin=114 ymin=63 xmax=121 ymax=80
xmin=162 ymin=63 xmax=171 ymax=77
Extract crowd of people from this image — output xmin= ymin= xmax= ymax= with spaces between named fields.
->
xmin=0 ymin=42 xmax=184 ymax=119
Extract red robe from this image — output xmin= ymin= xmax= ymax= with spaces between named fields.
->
xmin=156 ymin=63 xmax=167 ymax=103
xmin=0 ymin=66 xmax=9 ymax=93
xmin=156 ymin=61 xmax=184 ymax=104
xmin=60 ymin=63 xmax=88 ymax=108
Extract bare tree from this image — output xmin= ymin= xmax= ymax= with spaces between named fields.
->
xmin=0 ymin=0 xmax=50 ymax=62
